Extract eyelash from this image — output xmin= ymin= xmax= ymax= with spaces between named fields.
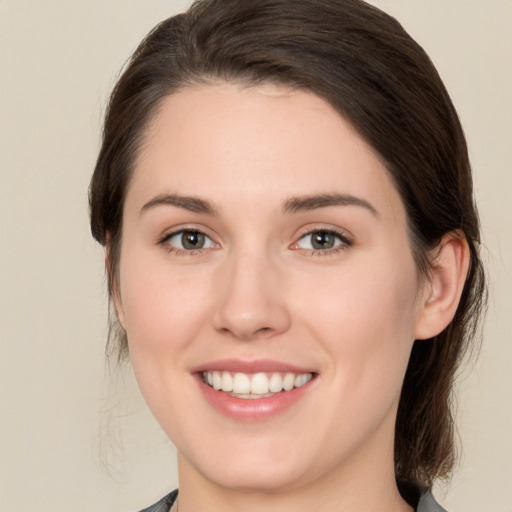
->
xmin=158 ymin=226 xmax=353 ymax=256
xmin=158 ymin=227 xmax=218 ymax=255
xmin=291 ymin=227 xmax=353 ymax=257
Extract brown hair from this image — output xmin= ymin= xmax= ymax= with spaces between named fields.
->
xmin=89 ymin=0 xmax=486 ymax=488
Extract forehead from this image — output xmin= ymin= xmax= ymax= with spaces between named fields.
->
xmin=127 ymin=82 xmax=405 ymax=223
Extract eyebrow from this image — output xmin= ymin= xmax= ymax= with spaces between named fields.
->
xmin=140 ymin=194 xmax=218 ymax=216
xmin=140 ymin=192 xmax=379 ymax=218
xmin=283 ymin=193 xmax=379 ymax=217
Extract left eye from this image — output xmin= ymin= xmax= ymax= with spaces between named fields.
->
xmin=295 ymin=230 xmax=347 ymax=251
xmin=165 ymin=230 xmax=217 ymax=251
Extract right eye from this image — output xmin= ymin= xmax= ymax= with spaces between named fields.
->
xmin=162 ymin=230 xmax=218 ymax=252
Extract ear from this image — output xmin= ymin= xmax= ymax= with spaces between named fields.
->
xmin=414 ymin=231 xmax=470 ymax=340
xmin=105 ymin=241 xmax=126 ymax=329
xmin=112 ymin=289 xmax=126 ymax=330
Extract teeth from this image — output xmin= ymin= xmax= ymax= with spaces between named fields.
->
xmin=203 ymin=370 xmax=313 ymax=396
xmin=251 ymin=373 xmax=268 ymax=395
xmin=295 ymin=374 xmax=309 ymax=387
xmin=221 ymin=371 xmax=233 ymax=392
xmin=232 ymin=373 xmax=251 ymax=394
xmin=212 ymin=372 xmax=222 ymax=390
xmin=269 ymin=373 xmax=283 ymax=393
xmin=283 ymin=373 xmax=295 ymax=391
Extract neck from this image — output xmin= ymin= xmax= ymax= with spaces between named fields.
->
xmin=175 ymin=434 xmax=414 ymax=512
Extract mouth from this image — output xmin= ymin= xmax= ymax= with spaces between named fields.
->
xmin=201 ymin=370 xmax=314 ymax=399
xmin=193 ymin=359 xmax=317 ymax=420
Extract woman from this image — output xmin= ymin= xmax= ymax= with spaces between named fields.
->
xmin=89 ymin=1 xmax=486 ymax=511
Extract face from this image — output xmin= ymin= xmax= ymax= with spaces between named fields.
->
xmin=116 ymin=83 xmax=429 ymax=493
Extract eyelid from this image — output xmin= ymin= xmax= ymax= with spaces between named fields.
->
xmin=289 ymin=225 xmax=354 ymax=252
xmin=157 ymin=225 xmax=221 ymax=253
xmin=156 ymin=223 xmax=353 ymax=255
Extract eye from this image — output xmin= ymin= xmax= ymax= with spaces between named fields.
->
xmin=163 ymin=230 xmax=217 ymax=252
xmin=293 ymin=229 xmax=351 ymax=252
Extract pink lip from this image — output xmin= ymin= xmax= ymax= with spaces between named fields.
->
xmin=191 ymin=358 xmax=314 ymax=374
xmin=192 ymin=359 xmax=317 ymax=422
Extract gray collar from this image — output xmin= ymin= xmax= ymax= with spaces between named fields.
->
xmin=138 ymin=486 xmax=448 ymax=512
xmin=417 ymin=489 xmax=448 ymax=512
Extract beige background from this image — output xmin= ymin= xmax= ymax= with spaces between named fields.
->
xmin=0 ymin=1 xmax=510 ymax=511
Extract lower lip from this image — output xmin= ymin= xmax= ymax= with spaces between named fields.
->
xmin=195 ymin=374 xmax=315 ymax=421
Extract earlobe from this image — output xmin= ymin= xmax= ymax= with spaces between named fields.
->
xmin=113 ymin=292 xmax=126 ymax=329
xmin=414 ymin=231 xmax=470 ymax=340
xmin=105 ymin=243 xmax=126 ymax=329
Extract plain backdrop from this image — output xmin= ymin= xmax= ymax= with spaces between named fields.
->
xmin=0 ymin=1 xmax=510 ymax=511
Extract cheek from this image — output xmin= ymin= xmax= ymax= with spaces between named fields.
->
xmin=297 ymin=249 xmax=420 ymax=394
xmin=117 ymin=248 xmax=216 ymax=424
xmin=118 ymin=246 xmax=212 ymax=363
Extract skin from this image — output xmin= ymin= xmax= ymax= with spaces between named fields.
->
xmin=114 ymin=83 xmax=469 ymax=512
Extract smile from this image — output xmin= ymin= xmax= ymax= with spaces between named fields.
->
xmin=202 ymin=371 xmax=313 ymax=398
xmin=194 ymin=360 xmax=317 ymax=420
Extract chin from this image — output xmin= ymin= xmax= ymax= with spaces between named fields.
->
xmin=178 ymin=434 xmax=319 ymax=494
xmin=202 ymin=461 xmax=314 ymax=494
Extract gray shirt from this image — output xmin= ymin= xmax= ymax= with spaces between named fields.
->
xmin=138 ymin=487 xmax=448 ymax=512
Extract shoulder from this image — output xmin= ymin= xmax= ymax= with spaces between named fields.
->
xmin=134 ymin=486 xmax=448 ymax=512
xmin=398 ymin=480 xmax=448 ymax=512
xmin=417 ymin=489 xmax=449 ymax=512
xmin=137 ymin=489 xmax=178 ymax=512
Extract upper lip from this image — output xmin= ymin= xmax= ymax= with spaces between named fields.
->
xmin=190 ymin=359 xmax=315 ymax=374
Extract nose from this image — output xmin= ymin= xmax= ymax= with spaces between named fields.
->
xmin=212 ymin=251 xmax=291 ymax=341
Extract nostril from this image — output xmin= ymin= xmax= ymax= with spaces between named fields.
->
xmin=255 ymin=326 xmax=273 ymax=335
xmin=217 ymin=324 xmax=276 ymax=342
